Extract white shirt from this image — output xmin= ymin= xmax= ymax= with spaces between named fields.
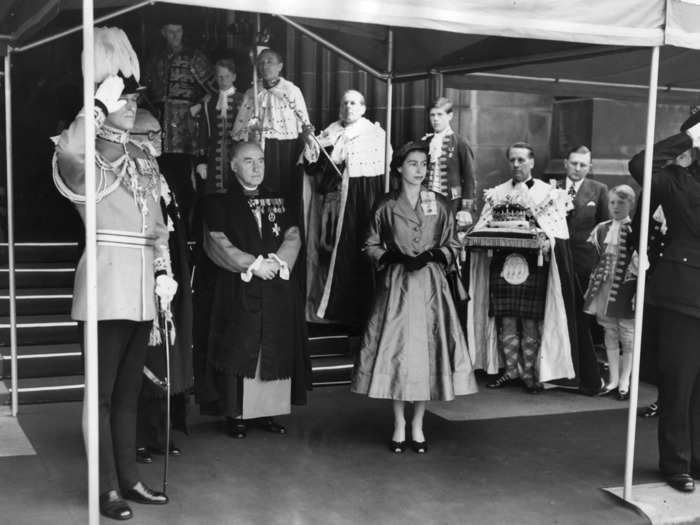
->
xmin=565 ymin=177 xmax=583 ymax=195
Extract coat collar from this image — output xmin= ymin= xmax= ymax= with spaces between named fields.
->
xmin=392 ymin=190 xmax=423 ymax=225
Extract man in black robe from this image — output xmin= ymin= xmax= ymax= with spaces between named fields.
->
xmin=199 ymin=141 xmax=310 ymax=438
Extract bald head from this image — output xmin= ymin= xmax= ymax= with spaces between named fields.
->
xmin=340 ymin=90 xmax=366 ymax=125
xmin=231 ymin=142 xmax=265 ymax=189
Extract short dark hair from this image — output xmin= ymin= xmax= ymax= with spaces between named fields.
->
xmin=507 ymin=142 xmax=535 ymax=159
xmin=215 ymin=58 xmax=236 ymax=75
xmin=567 ymin=145 xmax=591 ymax=158
xmin=429 ymin=96 xmax=453 ymax=113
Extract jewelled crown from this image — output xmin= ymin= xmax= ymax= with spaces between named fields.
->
xmin=491 ymin=203 xmax=530 ymax=223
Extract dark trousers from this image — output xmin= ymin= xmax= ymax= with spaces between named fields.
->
xmin=89 ymin=320 xmax=150 ymax=492
xmin=655 ymin=307 xmax=700 ymax=474
xmin=158 ymin=153 xmax=195 ymax=236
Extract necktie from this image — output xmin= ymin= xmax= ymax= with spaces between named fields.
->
xmin=568 ymin=183 xmax=577 ymax=198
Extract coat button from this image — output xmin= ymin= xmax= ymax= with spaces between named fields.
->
xmin=660 ymin=242 xmax=665 ymax=246
xmin=683 ymin=257 xmax=688 ymax=262
xmin=413 ymin=238 xmax=420 ymax=243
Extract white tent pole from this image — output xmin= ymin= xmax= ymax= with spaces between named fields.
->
xmin=81 ymin=1 xmax=99 ymax=523
xmin=4 ymin=50 xmax=18 ymax=417
xmin=384 ymin=29 xmax=394 ymax=193
xmin=623 ymin=44 xmax=660 ymax=501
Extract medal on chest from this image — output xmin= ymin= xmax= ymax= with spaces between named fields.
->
xmin=249 ymin=197 xmax=286 ymax=236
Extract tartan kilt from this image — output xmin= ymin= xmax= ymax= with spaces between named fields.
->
xmin=489 ymin=249 xmax=548 ymax=320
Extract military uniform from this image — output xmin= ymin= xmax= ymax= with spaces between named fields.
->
xmin=144 ymin=47 xmax=213 ymax=226
xmin=197 ymin=88 xmax=244 ymax=194
xmin=629 ymin=132 xmax=700 ymax=477
xmin=54 ymin=111 xmax=171 ymax=493
xmin=422 ymin=128 xmax=476 ymax=212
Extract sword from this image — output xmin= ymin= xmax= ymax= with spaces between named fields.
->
xmin=161 ymin=307 xmax=174 ymax=495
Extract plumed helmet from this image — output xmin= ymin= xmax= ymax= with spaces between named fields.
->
xmin=88 ymin=27 xmax=144 ymax=94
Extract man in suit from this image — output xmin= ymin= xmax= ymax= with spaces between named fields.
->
xmin=629 ymin=113 xmax=700 ymax=492
xmin=562 ymin=145 xmax=610 ymax=289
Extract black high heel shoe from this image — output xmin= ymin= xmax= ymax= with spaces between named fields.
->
xmin=389 ymin=440 xmax=406 ymax=453
xmin=410 ymin=440 xmax=428 ymax=454
xmin=100 ymin=490 xmax=133 ymax=520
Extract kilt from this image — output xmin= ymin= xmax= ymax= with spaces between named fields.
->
xmin=489 ymin=249 xmax=548 ymax=319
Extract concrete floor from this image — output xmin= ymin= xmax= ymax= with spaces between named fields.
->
xmin=0 ymin=384 xmax=662 ymax=525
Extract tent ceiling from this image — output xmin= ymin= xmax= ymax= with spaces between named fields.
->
xmin=1 ymin=0 xmax=700 ymax=103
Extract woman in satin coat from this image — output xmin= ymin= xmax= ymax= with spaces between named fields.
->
xmin=351 ymin=141 xmax=477 ymax=454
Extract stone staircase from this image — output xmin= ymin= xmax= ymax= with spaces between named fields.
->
xmin=0 ymin=243 xmax=355 ymax=405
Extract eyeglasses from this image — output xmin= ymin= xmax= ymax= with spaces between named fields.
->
xmin=131 ymin=130 xmax=162 ymax=141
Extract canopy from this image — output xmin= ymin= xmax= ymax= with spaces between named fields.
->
xmin=2 ymin=0 xmax=700 ymax=104
xmin=0 ymin=0 xmax=668 ymax=48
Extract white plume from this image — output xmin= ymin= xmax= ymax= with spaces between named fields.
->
xmin=89 ymin=27 xmax=140 ymax=83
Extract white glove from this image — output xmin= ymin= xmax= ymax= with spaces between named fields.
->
xmin=456 ymin=210 xmax=473 ymax=228
xmin=196 ymin=163 xmax=208 ymax=180
xmin=95 ymin=75 xmax=126 ymax=114
xmin=155 ymin=274 xmax=178 ymax=310
xmin=686 ymin=122 xmax=700 ymax=149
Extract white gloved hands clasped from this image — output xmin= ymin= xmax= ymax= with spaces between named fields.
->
xmin=195 ymin=163 xmax=208 ymax=180
xmin=155 ymin=274 xmax=178 ymax=310
xmin=95 ymin=75 xmax=126 ymax=114
xmin=686 ymin=122 xmax=700 ymax=149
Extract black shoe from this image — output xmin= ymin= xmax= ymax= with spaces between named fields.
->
xmin=147 ymin=445 xmax=182 ymax=457
xmin=135 ymin=447 xmax=152 ymax=464
xmin=226 ymin=418 xmax=247 ymax=439
xmin=122 ymin=482 xmax=169 ymax=505
xmin=100 ymin=490 xmax=133 ymax=520
xmin=487 ymin=374 xmax=516 ymax=389
xmin=580 ymin=378 xmax=607 ymax=397
xmin=389 ymin=440 xmax=406 ymax=453
xmin=617 ymin=390 xmax=630 ymax=401
xmin=525 ymin=384 xmax=544 ymax=394
xmin=638 ymin=402 xmax=660 ymax=418
xmin=665 ymin=473 xmax=695 ymax=492
xmin=410 ymin=440 xmax=428 ymax=454
xmin=259 ymin=417 xmax=287 ymax=435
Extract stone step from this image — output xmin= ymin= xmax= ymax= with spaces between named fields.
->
xmin=0 ymin=343 xmax=82 ymax=379
xmin=0 ymin=242 xmax=81 ymax=263
xmin=0 ymin=288 xmax=73 ymax=316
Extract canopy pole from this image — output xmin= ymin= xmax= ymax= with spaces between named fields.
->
xmin=4 ymin=50 xmax=18 ymax=418
xmin=623 ymin=45 xmax=660 ymax=501
xmin=384 ymin=29 xmax=394 ymax=193
xmin=276 ymin=15 xmax=387 ymax=80
xmin=81 ymin=1 xmax=99 ymax=523
xmin=12 ymin=0 xmax=154 ymax=53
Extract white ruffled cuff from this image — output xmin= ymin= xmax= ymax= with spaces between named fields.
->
xmin=268 ymin=253 xmax=290 ymax=280
xmin=241 ymin=255 xmax=264 ymax=282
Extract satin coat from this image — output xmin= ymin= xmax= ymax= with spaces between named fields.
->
xmin=351 ymin=190 xmax=477 ymax=401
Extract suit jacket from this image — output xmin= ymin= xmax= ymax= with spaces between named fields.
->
xmin=629 ymin=133 xmax=700 ymax=319
xmin=561 ymin=177 xmax=610 ymax=282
